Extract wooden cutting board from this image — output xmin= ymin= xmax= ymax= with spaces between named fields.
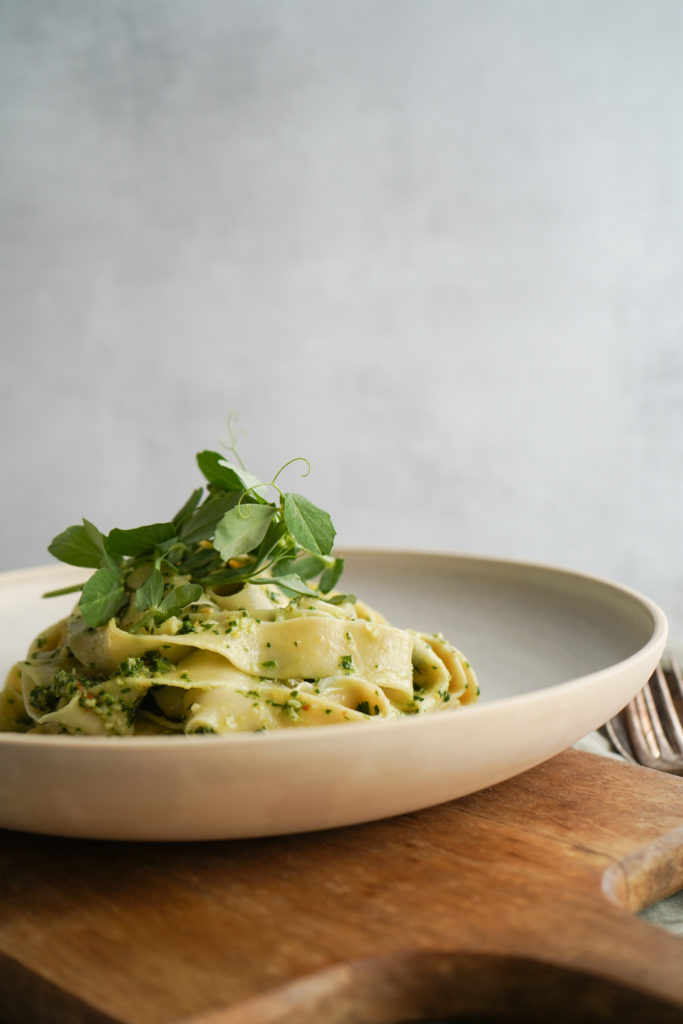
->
xmin=0 ymin=748 xmax=681 ymax=1024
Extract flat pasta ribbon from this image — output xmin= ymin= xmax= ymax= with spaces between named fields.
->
xmin=0 ymin=583 xmax=479 ymax=736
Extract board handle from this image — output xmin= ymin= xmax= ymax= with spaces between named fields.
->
xmin=602 ymin=824 xmax=683 ymax=913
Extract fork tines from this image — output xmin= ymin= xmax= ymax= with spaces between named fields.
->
xmin=606 ymin=656 xmax=683 ymax=776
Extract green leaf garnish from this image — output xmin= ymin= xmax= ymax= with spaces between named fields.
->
xmin=197 ymin=450 xmax=263 ymax=494
xmin=79 ymin=568 xmax=126 ymax=627
xmin=48 ymin=522 xmax=106 ymax=568
xmin=172 ymin=487 xmax=203 ymax=532
xmin=44 ymin=431 xmax=344 ymax=627
xmin=108 ymin=523 xmax=177 ymax=557
xmin=320 ymin=556 xmax=345 ymax=593
xmin=158 ymin=584 xmax=204 ymax=618
xmin=134 ymin=569 xmax=165 ymax=612
xmin=326 ymin=592 xmax=356 ymax=606
xmin=178 ymin=490 xmax=241 ymax=544
xmin=214 ymin=504 xmax=277 ymax=561
xmin=252 ymin=573 xmax=317 ymax=598
xmin=282 ymin=493 xmax=335 ymax=556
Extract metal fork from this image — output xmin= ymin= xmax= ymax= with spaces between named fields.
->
xmin=606 ymin=655 xmax=683 ymax=776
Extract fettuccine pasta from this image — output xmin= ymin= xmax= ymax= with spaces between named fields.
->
xmin=1 ymin=580 xmax=479 ymax=736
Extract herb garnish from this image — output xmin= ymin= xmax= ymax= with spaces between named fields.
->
xmin=44 ymin=427 xmax=348 ymax=629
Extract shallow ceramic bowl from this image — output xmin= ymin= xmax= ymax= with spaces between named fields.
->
xmin=0 ymin=552 xmax=667 ymax=841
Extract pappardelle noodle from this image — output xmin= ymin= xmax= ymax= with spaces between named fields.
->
xmin=1 ymin=439 xmax=479 ymax=736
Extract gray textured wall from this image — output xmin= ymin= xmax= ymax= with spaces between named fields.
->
xmin=2 ymin=1 xmax=683 ymax=635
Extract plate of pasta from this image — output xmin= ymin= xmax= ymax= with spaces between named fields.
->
xmin=0 ymin=441 xmax=667 ymax=839
xmin=0 ymin=551 xmax=666 ymax=841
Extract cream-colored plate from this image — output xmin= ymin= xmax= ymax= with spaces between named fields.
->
xmin=0 ymin=553 xmax=667 ymax=841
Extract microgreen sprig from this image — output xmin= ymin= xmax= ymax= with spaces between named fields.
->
xmin=44 ymin=444 xmax=348 ymax=629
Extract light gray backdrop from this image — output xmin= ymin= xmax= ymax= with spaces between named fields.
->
xmin=2 ymin=1 xmax=683 ymax=636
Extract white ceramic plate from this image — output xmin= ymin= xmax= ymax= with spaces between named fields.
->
xmin=0 ymin=553 xmax=667 ymax=841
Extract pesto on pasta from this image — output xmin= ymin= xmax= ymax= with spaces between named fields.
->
xmin=0 ymin=439 xmax=479 ymax=736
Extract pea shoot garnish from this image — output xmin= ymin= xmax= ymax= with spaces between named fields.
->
xmin=43 ymin=437 xmax=348 ymax=629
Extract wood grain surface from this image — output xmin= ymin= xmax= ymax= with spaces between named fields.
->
xmin=0 ymin=748 xmax=681 ymax=1024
